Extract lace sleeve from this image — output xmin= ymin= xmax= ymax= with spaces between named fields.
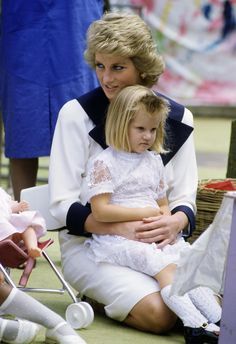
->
xmin=87 ymin=159 xmax=114 ymax=201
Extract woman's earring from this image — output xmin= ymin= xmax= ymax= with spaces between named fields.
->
xmin=140 ymin=73 xmax=146 ymax=79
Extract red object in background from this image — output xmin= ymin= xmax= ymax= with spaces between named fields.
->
xmin=204 ymin=180 xmax=236 ymax=191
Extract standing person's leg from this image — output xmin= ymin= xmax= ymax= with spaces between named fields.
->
xmin=10 ymin=158 xmax=38 ymax=201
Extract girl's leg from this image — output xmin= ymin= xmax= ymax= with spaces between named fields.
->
xmin=188 ymin=287 xmax=222 ymax=324
xmin=155 ymin=265 xmax=219 ymax=332
xmin=21 ymin=226 xmax=41 ymax=258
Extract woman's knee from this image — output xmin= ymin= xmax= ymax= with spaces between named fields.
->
xmin=124 ymin=292 xmax=177 ymax=334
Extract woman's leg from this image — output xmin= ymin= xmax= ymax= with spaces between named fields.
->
xmin=60 ymin=238 xmax=176 ymax=334
xmin=124 ymin=292 xmax=177 ymax=333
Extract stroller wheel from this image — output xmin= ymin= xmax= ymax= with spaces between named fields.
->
xmin=65 ymin=302 xmax=94 ymax=329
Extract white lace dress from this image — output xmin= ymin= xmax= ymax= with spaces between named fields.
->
xmin=85 ymin=147 xmax=189 ymax=276
xmin=0 ymin=187 xmax=46 ymax=241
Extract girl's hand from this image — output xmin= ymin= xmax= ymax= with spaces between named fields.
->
xmin=135 ymin=212 xmax=187 ymax=248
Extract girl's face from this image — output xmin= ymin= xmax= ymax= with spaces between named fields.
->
xmin=95 ymin=53 xmax=141 ymax=100
xmin=128 ymin=108 xmax=159 ymax=153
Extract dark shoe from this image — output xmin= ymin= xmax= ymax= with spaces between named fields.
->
xmin=184 ymin=326 xmax=219 ymax=344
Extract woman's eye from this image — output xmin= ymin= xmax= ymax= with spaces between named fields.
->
xmin=95 ymin=63 xmax=104 ymax=69
xmin=113 ymin=65 xmax=124 ymax=71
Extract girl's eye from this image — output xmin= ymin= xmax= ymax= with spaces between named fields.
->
xmin=151 ymin=128 xmax=157 ymax=133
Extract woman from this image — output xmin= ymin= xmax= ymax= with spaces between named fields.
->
xmin=49 ymin=12 xmax=198 ymax=334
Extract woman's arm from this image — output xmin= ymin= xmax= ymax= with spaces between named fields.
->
xmin=90 ymin=193 xmax=161 ymax=222
xmin=49 ymin=99 xmax=96 ymax=232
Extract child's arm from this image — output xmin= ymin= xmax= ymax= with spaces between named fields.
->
xmin=90 ymin=193 xmax=161 ymax=222
xmin=158 ymin=197 xmax=171 ymax=216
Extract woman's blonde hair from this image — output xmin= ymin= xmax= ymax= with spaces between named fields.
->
xmin=84 ymin=12 xmax=165 ymax=87
xmin=105 ymin=85 xmax=169 ymax=153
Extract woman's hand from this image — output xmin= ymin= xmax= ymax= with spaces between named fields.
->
xmin=135 ymin=212 xmax=188 ymax=248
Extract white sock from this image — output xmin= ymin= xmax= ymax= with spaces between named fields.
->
xmin=205 ymin=323 xmax=220 ymax=332
xmin=0 ymin=318 xmax=19 ymax=341
xmin=161 ymin=285 xmax=208 ymax=328
xmin=188 ymin=287 xmax=221 ymax=324
xmin=0 ymin=288 xmax=76 ymax=335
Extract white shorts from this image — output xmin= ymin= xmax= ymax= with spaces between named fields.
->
xmin=59 ymin=230 xmax=160 ymax=321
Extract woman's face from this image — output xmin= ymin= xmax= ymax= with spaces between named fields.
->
xmin=95 ymin=53 xmax=141 ymax=100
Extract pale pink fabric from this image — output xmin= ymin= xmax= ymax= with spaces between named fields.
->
xmin=0 ymin=187 xmax=46 ymax=241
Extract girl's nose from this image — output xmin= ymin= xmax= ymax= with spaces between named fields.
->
xmin=143 ymin=131 xmax=151 ymax=140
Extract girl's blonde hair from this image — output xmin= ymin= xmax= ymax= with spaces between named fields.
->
xmin=105 ymin=85 xmax=169 ymax=153
xmin=84 ymin=12 xmax=165 ymax=87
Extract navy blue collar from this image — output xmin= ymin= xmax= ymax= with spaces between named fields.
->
xmin=77 ymin=87 xmax=193 ymax=166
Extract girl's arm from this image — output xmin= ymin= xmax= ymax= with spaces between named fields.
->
xmin=157 ymin=197 xmax=171 ymax=216
xmin=90 ymin=193 xmax=161 ymax=222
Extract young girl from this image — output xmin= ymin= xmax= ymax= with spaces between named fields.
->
xmin=85 ymin=85 xmax=221 ymax=344
xmin=0 ymin=187 xmax=46 ymax=258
